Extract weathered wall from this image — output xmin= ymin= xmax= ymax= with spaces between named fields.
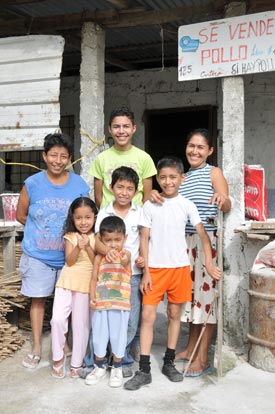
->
xmin=60 ymin=66 xmax=275 ymax=351
xmin=104 ymin=68 xmax=218 ymax=149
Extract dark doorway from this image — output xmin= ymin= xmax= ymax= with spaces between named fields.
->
xmin=144 ymin=106 xmax=218 ymax=184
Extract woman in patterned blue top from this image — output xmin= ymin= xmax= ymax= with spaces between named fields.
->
xmin=150 ymin=128 xmax=231 ymax=377
xmin=17 ymin=133 xmax=90 ymax=370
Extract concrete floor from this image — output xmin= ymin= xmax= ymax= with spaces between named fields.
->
xmin=1 ymin=310 xmax=275 ymax=414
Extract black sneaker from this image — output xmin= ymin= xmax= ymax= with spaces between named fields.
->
xmin=162 ymin=361 xmax=183 ymax=382
xmin=124 ymin=370 xmax=152 ymax=390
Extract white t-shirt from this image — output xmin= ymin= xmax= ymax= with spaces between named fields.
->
xmin=139 ymin=195 xmax=201 ymax=268
xmin=95 ymin=201 xmax=142 ymax=274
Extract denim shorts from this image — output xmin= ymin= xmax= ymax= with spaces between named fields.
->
xmin=20 ymin=253 xmax=61 ymax=298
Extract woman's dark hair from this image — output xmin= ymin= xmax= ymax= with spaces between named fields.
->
xmin=109 ymin=107 xmax=135 ymax=126
xmin=186 ymin=128 xmax=213 ymax=148
xmin=111 ymin=166 xmax=139 ymax=190
xmin=64 ymin=197 xmax=98 ymax=234
xmin=99 ymin=216 xmax=126 ymax=236
xmin=157 ymin=156 xmax=184 ymax=174
xmin=44 ymin=133 xmax=73 ymax=156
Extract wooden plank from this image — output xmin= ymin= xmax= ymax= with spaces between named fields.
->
xmin=250 ymin=221 xmax=275 ymax=230
xmin=0 ymin=58 xmax=63 ymax=83
xmin=0 ymin=103 xmax=60 ymax=128
xmin=0 ymin=79 xmax=60 ymax=105
xmin=0 ymin=3 xmax=225 ymax=33
xmin=0 ymin=127 xmax=59 ymax=151
xmin=0 ymin=35 xmax=64 ymax=63
xmin=105 ymin=0 xmax=129 ymax=9
xmin=0 ymin=35 xmax=63 ymax=150
xmin=247 ymin=234 xmax=271 ymax=240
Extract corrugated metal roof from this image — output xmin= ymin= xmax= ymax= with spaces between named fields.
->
xmin=0 ymin=1 xmax=272 ymax=73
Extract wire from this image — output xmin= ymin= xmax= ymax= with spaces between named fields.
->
xmin=0 ymin=130 xmax=106 ymax=171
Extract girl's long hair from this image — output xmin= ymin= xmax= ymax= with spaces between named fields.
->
xmin=63 ymin=197 xmax=98 ymax=234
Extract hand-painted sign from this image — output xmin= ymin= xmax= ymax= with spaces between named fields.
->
xmin=178 ymin=11 xmax=275 ymax=81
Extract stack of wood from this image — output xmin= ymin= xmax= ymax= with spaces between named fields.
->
xmin=0 ymin=270 xmax=27 ymax=362
xmin=0 ymin=239 xmax=27 ymax=361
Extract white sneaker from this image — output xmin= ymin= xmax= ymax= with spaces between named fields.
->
xmin=85 ymin=366 xmax=107 ymax=385
xmin=109 ymin=366 xmax=123 ymax=388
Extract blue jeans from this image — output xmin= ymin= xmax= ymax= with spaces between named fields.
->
xmin=84 ymin=323 xmax=95 ymax=369
xmin=84 ymin=273 xmax=142 ymax=369
xmin=122 ymin=273 xmax=142 ymax=368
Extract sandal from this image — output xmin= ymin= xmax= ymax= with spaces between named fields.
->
xmin=51 ymin=355 xmax=67 ymax=379
xmin=22 ymin=354 xmax=41 ymax=369
xmin=70 ymin=367 xmax=82 ymax=379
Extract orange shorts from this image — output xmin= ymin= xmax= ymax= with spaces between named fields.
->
xmin=142 ymin=266 xmax=192 ymax=306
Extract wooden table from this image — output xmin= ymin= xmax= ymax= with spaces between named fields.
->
xmin=0 ymin=222 xmax=24 ymax=325
xmin=235 ymin=220 xmax=275 ymax=240
xmin=0 ymin=222 xmax=24 ymax=275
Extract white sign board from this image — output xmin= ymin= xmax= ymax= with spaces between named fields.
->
xmin=178 ymin=11 xmax=275 ymax=81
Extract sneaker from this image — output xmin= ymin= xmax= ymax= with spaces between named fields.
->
xmin=124 ymin=370 xmax=152 ymax=391
xmin=85 ymin=366 xmax=107 ymax=385
xmin=79 ymin=366 xmax=94 ymax=379
xmin=109 ymin=366 xmax=123 ymax=388
xmin=122 ymin=367 xmax=133 ymax=378
xmin=162 ymin=361 xmax=183 ymax=382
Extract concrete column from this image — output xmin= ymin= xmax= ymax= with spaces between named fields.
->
xmin=222 ymin=1 xmax=247 ymax=348
xmin=79 ymin=22 xmax=105 ymax=193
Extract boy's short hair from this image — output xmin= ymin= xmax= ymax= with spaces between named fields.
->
xmin=157 ymin=156 xmax=184 ymax=174
xmin=109 ymin=107 xmax=135 ymax=126
xmin=44 ymin=133 xmax=73 ymax=156
xmin=111 ymin=166 xmax=139 ymax=190
xmin=99 ymin=216 xmax=126 ymax=236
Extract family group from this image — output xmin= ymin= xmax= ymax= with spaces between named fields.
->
xmin=17 ymin=107 xmax=231 ymax=390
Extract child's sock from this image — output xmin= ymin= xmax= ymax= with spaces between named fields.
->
xmin=95 ymin=359 xmax=105 ymax=368
xmin=139 ymin=355 xmax=151 ymax=373
xmin=113 ymin=360 xmax=122 ymax=368
xmin=163 ymin=348 xmax=176 ymax=364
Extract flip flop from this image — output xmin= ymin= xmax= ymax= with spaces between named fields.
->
xmin=185 ymin=365 xmax=212 ymax=377
xmin=51 ymin=355 xmax=67 ymax=379
xmin=22 ymin=354 xmax=41 ymax=369
xmin=70 ymin=367 xmax=82 ymax=379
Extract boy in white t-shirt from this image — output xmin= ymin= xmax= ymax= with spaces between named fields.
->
xmin=124 ymin=156 xmax=222 ymax=390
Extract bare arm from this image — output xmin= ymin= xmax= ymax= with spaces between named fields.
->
xmin=195 ymin=223 xmax=222 ymax=281
xmin=90 ymin=254 xmax=100 ymax=309
xmin=95 ymin=233 xmax=120 ymax=261
xmin=142 ymin=177 xmax=153 ymax=204
xmin=210 ymin=167 xmax=231 ymax=212
xmin=16 ymin=185 xmax=29 ymax=225
xmin=84 ymin=235 xmax=96 ymax=263
xmin=64 ymin=237 xmax=81 ymax=267
xmin=139 ymin=226 xmax=152 ymax=294
xmin=120 ymin=249 xmax=131 ymax=271
xmin=94 ymin=178 xmax=103 ymax=209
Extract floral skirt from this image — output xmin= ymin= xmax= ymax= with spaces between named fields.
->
xmin=181 ymin=231 xmax=218 ymax=324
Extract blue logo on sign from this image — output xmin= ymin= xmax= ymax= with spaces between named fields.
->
xmin=180 ymin=36 xmax=199 ymax=52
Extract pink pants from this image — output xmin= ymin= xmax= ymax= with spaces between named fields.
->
xmin=51 ymin=287 xmax=90 ymax=368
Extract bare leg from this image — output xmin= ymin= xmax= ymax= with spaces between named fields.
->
xmin=186 ymin=323 xmax=215 ymax=374
xmin=166 ymin=303 xmax=182 ymax=349
xmin=140 ymin=304 xmax=157 ymax=355
xmin=175 ymin=322 xmax=201 ymax=361
xmin=30 ymin=297 xmax=47 ymax=356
